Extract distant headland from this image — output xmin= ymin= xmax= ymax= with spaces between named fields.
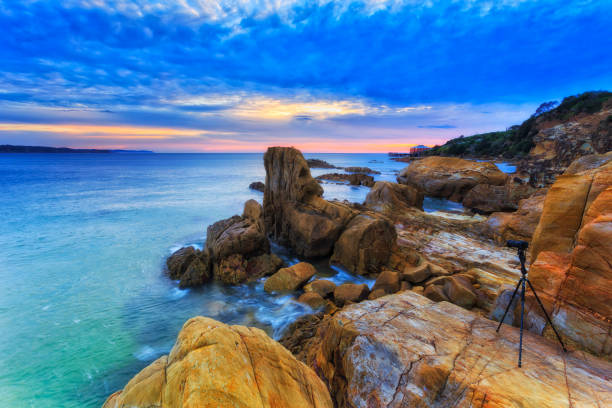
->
xmin=0 ymin=145 xmax=154 ymax=153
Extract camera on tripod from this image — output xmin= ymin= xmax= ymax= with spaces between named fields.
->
xmin=506 ymin=240 xmax=528 ymax=250
xmin=497 ymin=239 xmax=566 ymax=367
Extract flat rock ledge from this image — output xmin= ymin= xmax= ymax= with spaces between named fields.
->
xmin=307 ymin=291 xmax=612 ymax=408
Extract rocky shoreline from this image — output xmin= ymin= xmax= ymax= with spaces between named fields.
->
xmin=103 ymin=145 xmax=611 ymax=407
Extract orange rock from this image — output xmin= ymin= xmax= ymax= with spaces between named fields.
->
xmin=486 ymin=191 xmax=546 ymax=243
xmin=530 ymin=173 xmax=593 ymax=260
xmin=303 ymin=279 xmax=336 ymax=298
xmin=263 ymin=262 xmax=316 ymax=292
xmin=103 ymin=317 xmax=333 ymax=408
xmin=507 ymin=161 xmax=612 ymax=358
xmin=306 ymin=291 xmax=612 ymax=408
xmin=330 ymin=213 xmax=395 ymax=275
xmin=397 ymin=156 xmax=508 ymax=202
xmin=298 ymin=292 xmax=327 ymax=309
xmin=364 ymin=181 xmax=424 ymax=213
xmin=333 ymin=283 xmax=369 ymax=306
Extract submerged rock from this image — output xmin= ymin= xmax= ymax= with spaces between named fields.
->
xmin=344 ymin=166 xmax=380 ymax=174
xmin=397 ymin=156 xmax=508 ymax=202
xmin=263 ymin=262 xmax=316 ymax=292
xmin=306 ymin=158 xmax=339 ymax=169
xmin=248 ymin=181 xmax=265 ymax=192
xmin=316 ymin=172 xmax=375 ymax=187
xmin=103 ymin=317 xmax=333 ymax=408
xmin=306 ymin=291 xmax=612 ymax=408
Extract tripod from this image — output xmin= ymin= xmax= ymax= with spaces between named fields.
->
xmin=496 ymin=241 xmax=567 ymax=367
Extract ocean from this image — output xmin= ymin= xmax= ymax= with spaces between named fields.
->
xmin=0 ymin=153 xmax=513 ymax=407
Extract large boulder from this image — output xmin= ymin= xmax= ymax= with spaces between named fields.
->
xmin=102 ymin=317 xmax=333 ymax=408
xmin=530 ymin=159 xmax=612 ymax=261
xmin=306 ymin=291 xmax=612 ymax=408
xmin=364 ymin=181 xmax=424 ymax=213
xmin=263 ymin=262 xmax=316 ymax=293
xmin=397 ymin=156 xmax=508 ymax=202
xmin=166 ymin=246 xmax=211 ymax=288
xmin=263 ymin=147 xmax=355 ymax=257
xmin=462 ymin=180 xmax=536 ymax=213
xmin=330 ymin=214 xmax=396 ymax=275
xmin=485 ymin=190 xmax=547 ymax=243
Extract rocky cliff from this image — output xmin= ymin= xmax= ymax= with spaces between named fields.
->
xmin=493 ymin=155 xmax=612 ymax=358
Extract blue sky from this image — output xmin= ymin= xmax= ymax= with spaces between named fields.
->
xmin=0 ymin=0 xmax=610 ymax=152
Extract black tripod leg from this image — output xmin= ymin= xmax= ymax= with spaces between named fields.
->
xmin=496 ymin=278 xmax=522 ymax=332
xmin=526 ymin=279 xmax=567 ymax=352
xmin=518 ymin=278 xmax=526 ymax=367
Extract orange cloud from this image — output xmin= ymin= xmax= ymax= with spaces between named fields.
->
xmin=0 ymin=123 xmax=232 ymax=139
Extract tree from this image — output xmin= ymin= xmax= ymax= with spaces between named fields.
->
xmin=533 ymin=101 xmax=558 ymax=117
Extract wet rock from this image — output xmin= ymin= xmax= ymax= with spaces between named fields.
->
xmin=166 ymin=246 xmax=211 ymax=288
xmin=306 ymin=291 xmax=612 ymax=408
xmin=344 ymin=166 xmax=381 ymax=174
xmin=333 ymin=283 xmax=369 ymax=306
xmin=298 ymin=292 xmax=327 ymax=309
xmin=303 ymin=279 xmax=336 ymax=298
xmin=263 ymin=147 xmax=355 ymax=257
xmin=316 ymin=172 xmax=375 ymax=187
xmin=330 ymin=213 xmax=396 ymax=275
xmin=397 ymin=156 xmax=508 ymax=202
xmin=248 ymin=181 xmax=265 ymax=192
xmin=245 ymin=253 xmax=284 ymax=281
xmin=206 ymin=202 xmax=268 ymax=262
xmin=263 ymin=262 xmax=316 ymax=293
xmin=103 ymin=317 xmax=333 ymax=408
xmin=364 ymin=181 xmax=424 ymax=213
xmin=214 ymin=254 xmax=247 ymax=285
xmin=367 ymin=288 xmax=387 ymax=300
xmin=370 ymin=270 xmax=400 ymax=295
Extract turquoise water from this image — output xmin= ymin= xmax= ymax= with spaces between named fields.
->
xmin=0 ymin=152 xmax=513 ymax=407
xmin=0 ymin=152 xmax=406 ymax=408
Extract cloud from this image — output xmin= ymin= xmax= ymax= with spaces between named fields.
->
xmin=0 ymin=0 xmax=610 ymax=150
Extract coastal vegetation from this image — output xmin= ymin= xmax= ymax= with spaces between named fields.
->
xmin=426 ymin=90 xmax=612 ymax=159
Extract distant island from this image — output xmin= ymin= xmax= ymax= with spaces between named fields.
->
xmin=0 ymin=145 xmax=154 ymax=153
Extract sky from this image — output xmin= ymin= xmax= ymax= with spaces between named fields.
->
xmin=0 ymin=0 xmax=610 ymax=152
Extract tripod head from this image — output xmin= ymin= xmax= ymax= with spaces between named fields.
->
xmin=507 ymin=240 xmax=528 ymax=275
